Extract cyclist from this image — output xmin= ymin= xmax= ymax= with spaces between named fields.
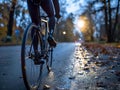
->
xmin=27 ymin=0 xmax=61 ymax=48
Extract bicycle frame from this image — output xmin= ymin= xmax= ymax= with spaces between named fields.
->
xmin=41 ymin=17 xmax=53 ymax=69
xmin=41 ymin=17 xmax=50 ymax=52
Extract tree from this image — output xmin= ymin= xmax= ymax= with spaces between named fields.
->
xmin=0 ymin=0 xmax=30 ymax=42
xmin=0 ymin=2 xmax=10 ymax=40
xmin=102 ymin=0 xmax=120 ymax=42
xmin=83 ymin=0 xmax=120 ymax=42
xmin=112 ymin=0 xmax=120 ymax=41
xmin=6 ymin=0 xmax=17 ymax=41
xmin=55 ymin=14 xmax=75 ymax=42
xmin=75 ymin=0 xmax=96 ymax=41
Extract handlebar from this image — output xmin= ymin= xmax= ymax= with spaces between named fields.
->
xmin=40 ymin=16 xmax=62 ymax=24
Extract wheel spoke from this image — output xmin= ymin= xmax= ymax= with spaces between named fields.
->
xmin=21 ymin=23 xmax=43 ymax=89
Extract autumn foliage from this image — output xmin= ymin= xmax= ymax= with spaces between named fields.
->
xmin=83 ymin=43 xmax=120 ymax=59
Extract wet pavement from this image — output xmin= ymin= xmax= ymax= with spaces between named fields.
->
xmin=69 ymin=43 xmax=120 ymax=90
xmin=0 ymin=43 xmax=120 ymax=90
xmin=0 ymin=46 xmax=25 ymax=90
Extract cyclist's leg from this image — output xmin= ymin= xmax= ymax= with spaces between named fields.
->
xmin=53 ymin=0 xmax=61 ymax=19
xmin=27 ymin=0 xmax=40 ymax=52
xmin=41 ymin=0 xmax=55 ymax=34
xmin=27 ymin=0 xmax=40 ymax=25
xmin=41 ymin=0 xmax=57 ymax=47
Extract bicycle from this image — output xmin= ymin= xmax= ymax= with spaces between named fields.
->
xmin=21 ymin=16 xmax=54 ymax=90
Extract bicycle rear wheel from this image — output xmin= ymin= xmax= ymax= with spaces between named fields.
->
xmin=21 ymin=23 xmax=43 ymax=90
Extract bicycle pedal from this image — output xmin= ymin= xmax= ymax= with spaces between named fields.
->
xmin=40 ymin=54 xmax=47 ymax=59
xmin=34 ymin=60 xmax=44 ymax=65
xmin=29 ymin=53 xmax=35 ymax=59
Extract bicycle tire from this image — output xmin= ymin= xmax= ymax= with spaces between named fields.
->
xmin=21 ymin=23 xmax=43 ymax=90
xmin=46 ymin=47 xmax=53 ymax=72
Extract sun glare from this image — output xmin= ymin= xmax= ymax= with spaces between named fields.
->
xmin=77 ymin=19 xmax=85 ymax=29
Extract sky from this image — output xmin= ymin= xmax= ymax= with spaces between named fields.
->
xmin=66 ymin=0 xmax=84 ymax=13
xmin=66 ymin=0 xmax=86 ymax=16
xmin=65 ymin=0 xmax=87 ymax=26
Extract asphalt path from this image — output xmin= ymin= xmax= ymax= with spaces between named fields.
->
xmin=1 ymin=43 xmax=119 ymax=90
xmin=0 ymin=43 xmax=75 ymax=90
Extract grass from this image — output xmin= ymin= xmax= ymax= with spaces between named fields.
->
xmin=0 ymin=36 xmax=22 ymax=46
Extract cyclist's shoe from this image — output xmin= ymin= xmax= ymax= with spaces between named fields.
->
xmin=47 ymin=34 xmax=57 ymax=47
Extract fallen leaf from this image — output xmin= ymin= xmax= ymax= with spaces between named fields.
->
xmin=43 ymin=84 xmax=51 ymax=90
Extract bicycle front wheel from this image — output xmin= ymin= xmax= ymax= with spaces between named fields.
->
xmin=21 ymin=23 xmax=43 ymax=90
xmin=46 ymin=47 xmax=53 ymax=72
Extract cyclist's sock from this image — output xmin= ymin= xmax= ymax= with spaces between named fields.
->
xmin=49 ymin=29 xmax=54 ymax=35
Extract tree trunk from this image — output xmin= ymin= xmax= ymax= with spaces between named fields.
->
xmin=103 ymin=0 xmax=109 ymax=42
xmin=7 ymin=0 xmax=17 ymax=37
xmin=113 ymin=0 xmax=120 ymax=41
xmin=108 ymin=0 xmax=113 ymax=42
